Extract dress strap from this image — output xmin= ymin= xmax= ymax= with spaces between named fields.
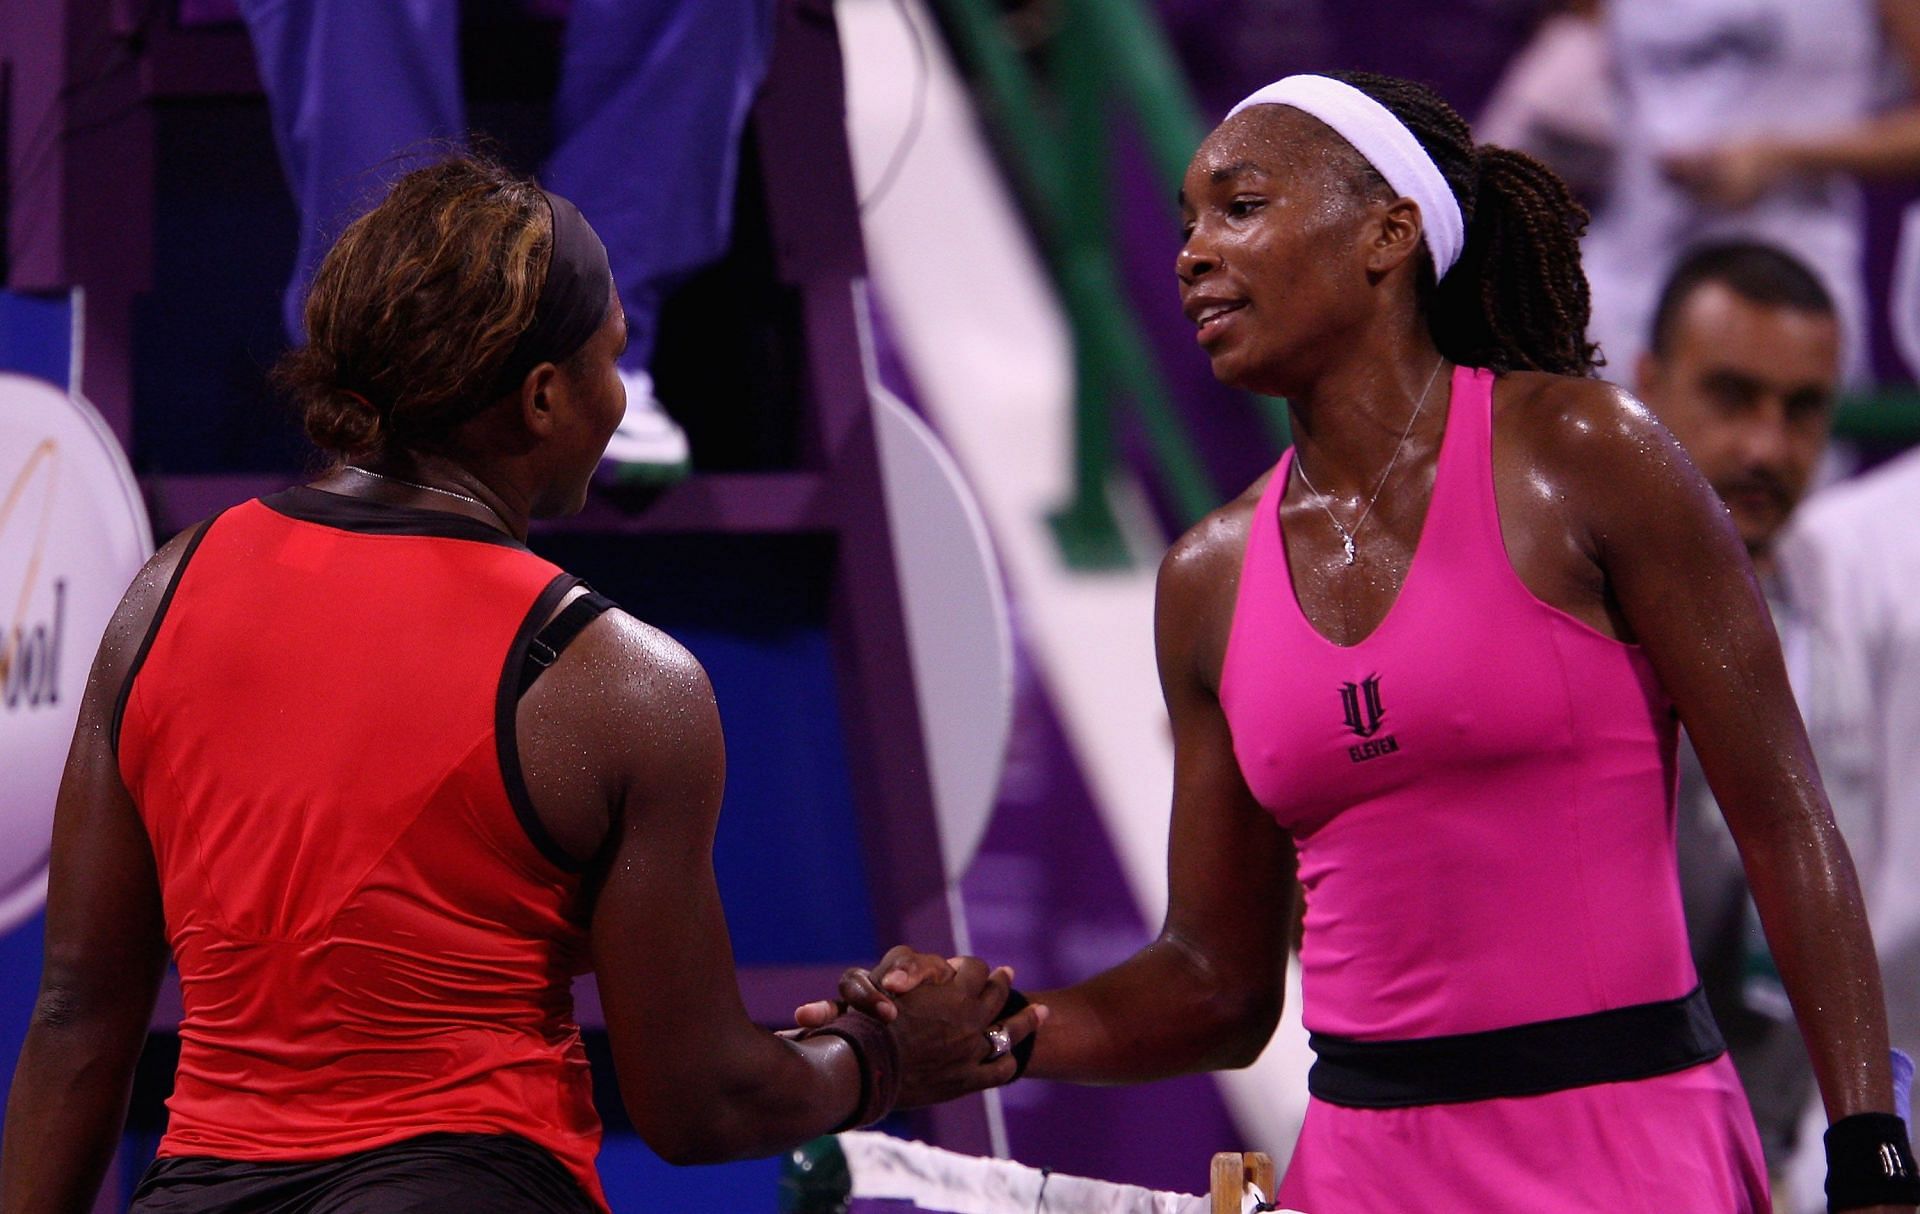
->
xmin=1414 ymin=365 xmax=1504 ymax=575
xmin=517 ymin=587 xmax=616 ymax=700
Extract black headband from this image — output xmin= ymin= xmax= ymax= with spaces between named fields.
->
xmin=486 ymin=188 xmax=614 ymax=401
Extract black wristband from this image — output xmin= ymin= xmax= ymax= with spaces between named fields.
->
xmin=1826 ymin=1112 xmax=1920 ymax=1211
xmin=1000 ymin=988 xmax=1037 ymax=1081
xmin=802 ymin=1011 xmax=901 ymax=1133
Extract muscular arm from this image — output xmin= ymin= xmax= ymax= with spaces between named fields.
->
xmin=1023 ymin=511 xmax=1299 ymax=1084
xmin=518 ymin=615 xmax=859 ymax=1163
xmin=518 ymin=613 xmax=1016 ymax=1164
xmin=1 ymin=530 xmax=192 ymax=1213
xmin=1537 ymin=380 xmax=1894 ymax=1124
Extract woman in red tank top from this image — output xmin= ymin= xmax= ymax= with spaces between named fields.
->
xmin=1 ymin=155 xmax=1040 ymax=1214
xmin=832 ymin=71 xmax=1916 ymax=1212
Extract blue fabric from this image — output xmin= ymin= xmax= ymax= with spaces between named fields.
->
xmin=237 ymin=0 xmax=775 ymax=371
xmin=236 ymin=0 xmax=464 ymax=343
xmin=0 ymin=290 xmax=73 ymax=389
xmin=548 ymin=0 xmax=775 ymax=369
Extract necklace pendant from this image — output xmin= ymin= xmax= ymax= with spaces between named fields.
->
xmin=1342 ymin=535 xmax=1357 ymax=565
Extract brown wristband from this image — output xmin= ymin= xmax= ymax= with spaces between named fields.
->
xmin=801 ymin=1010 xmax=901 ymax=1132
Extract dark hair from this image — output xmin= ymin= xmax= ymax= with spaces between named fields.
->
xmin=1321 ymin=70 xmax=1600 ymax=377
xmin=1647 ymin=240 xmax=1836 ymax=356
xmin=273 ymin=154 xmax=554 ymax=458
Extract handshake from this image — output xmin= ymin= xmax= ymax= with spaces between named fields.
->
xmin=786 ymin=946 xmax=1050 ymax=1124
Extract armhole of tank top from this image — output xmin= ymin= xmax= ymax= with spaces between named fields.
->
xmin=1219 ymin=461 xmax=1285 ymax=709
xmin=496 ymin=572 xmax=595 ymax=875
xmin=111 ymin=514 xmax=221 ymax=763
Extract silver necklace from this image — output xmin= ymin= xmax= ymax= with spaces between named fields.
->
xmin=1291 ymin=357 xmax=1446 ymax=566
xmin=344 ymin=465 xmax=505 ymax=527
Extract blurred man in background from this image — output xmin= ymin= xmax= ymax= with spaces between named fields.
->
xmin=1777 ymin=448 xmax=1920 ymax=1213
xmin=1635 ymin=241 xmax=1843 ymax=1186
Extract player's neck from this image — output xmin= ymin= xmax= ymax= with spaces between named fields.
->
xmin=1287 ymin=338 xmax=1448 ymax=495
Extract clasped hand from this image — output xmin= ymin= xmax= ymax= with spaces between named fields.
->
xmin=794 ymin=946 xmax=1046 ymax=1108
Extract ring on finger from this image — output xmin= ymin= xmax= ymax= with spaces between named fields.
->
xmin=983 ymin=1023 xmax=1012 ymax=1063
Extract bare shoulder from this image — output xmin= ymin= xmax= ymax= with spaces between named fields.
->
xmin=1156 ymin=472 xmax=1272 ymax=692
xmin=549 ymin=606 xmax=719 ymax=744
xmin=97 ymin=521 xmax=214 ymax=685
xmin=1494 ymin=371 xmax=1669 ymax=467
xmin=581 ymin=607 xmax=709 ymax=691
xmin=126 ymin=522 xmax=210 ymax=613
xmin=516 ymin=603 xmax=724 ymax=861
xmin=1494 ymin=371 xmax=1730 ymax=571
xmin=1159 ymin=470 xmax=1271 ymax=602
xmin=1493 ymin=371 xmax=1703 ymax=518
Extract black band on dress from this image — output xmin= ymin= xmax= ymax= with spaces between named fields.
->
xmin=1307 ymin=985 xmax=1726 ymax=1108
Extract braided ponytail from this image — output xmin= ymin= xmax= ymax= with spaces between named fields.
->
xmin=1325 ymin=72 xmax=1601 ymax=377
xmin=1431 ymin=145 xmax=1600 ymax=375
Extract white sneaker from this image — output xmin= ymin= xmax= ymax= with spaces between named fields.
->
xmin=601 ymin=368 xmax=692 ymax=486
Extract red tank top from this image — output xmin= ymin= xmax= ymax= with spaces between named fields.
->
xmin=117 ymin=487 xmax=606 ymax=1210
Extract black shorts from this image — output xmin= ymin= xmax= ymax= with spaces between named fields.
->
xmin=129 ymin=1132 xmax=599 ymax=1213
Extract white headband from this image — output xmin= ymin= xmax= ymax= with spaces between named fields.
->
xmin=1226 ymin=75 xmax=1465 ymax=280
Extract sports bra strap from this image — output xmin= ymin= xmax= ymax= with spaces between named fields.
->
xmin=516 ymin=588 xmax=616 ymax=700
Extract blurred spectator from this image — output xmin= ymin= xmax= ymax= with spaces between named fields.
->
xmin=1775 ymin=448 xmax=1920 ymax=1210
xmin=1477 ymin=0 xmax=1616 ymax=209
xmin=1585 ymin=0 xmax=1920 ymax=379
xmin=238 ymin=0 xmax=776 ymax=484
xmin=1634 ymin=241 xmax=1843 ymax=1180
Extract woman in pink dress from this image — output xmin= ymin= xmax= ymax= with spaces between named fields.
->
xmin=829 ymin=71 xmax=1917 ymax=1211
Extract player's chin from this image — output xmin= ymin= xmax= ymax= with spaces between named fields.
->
xmin=1209 ymin=349 xmax=1290 ymax=399
xmin=1205 ymin=346 xmax=1259 ymax=393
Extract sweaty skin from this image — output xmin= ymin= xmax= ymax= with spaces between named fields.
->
xmin=1 ymin=299 xmax=1038 ymax=1211
xmin=818 ymin=107 xmax=1901 ymax=1204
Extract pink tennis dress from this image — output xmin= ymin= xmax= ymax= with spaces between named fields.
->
xmin=1220 ymin=366 xmax=1769 ymax=1211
